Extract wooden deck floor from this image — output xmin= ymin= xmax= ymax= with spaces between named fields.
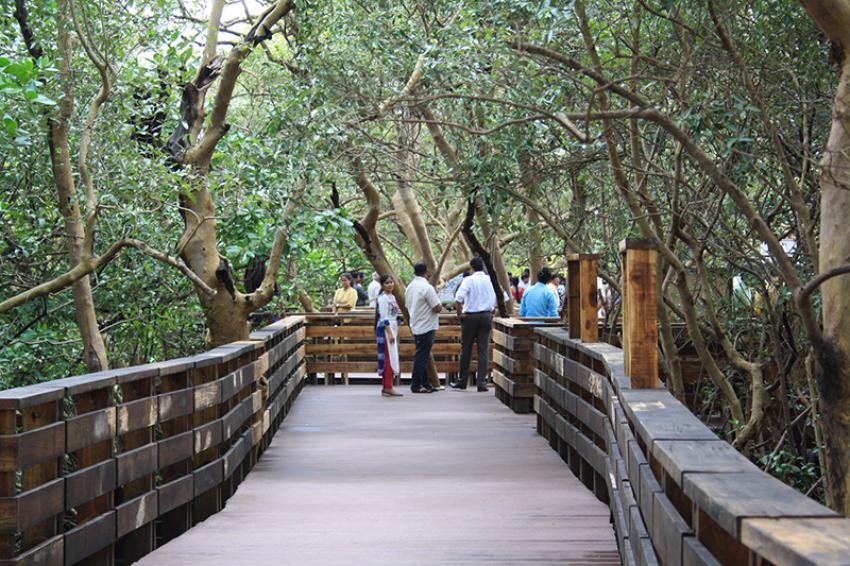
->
xmin=139 ymin=386 xmax=619 ymax=565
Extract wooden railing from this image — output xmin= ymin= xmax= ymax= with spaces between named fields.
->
xmin=302 ymin=312 xmax=489 ymax=383
xmin=0 ymin=316 xmax=306 ymax=566
xmin=525 ymin=242 xmax=850 ymax=565
xmin=532 ymin=328 xmax=850 ymax=565
xmin=492 ymin=317 xmax=560 ymax=413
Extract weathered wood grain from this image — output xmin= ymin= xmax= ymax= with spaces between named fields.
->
xmin=741 ymin=517 xmax=850 ymax=566
xmin=116 ymin=492 xmax=157 ymax=538
xmin=683 ymin=472 xmax=836 ymax=537
xmin=0 ymin=478 xmax=63 ymax=533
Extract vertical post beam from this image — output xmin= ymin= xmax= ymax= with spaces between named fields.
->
xmin=619 ymin=239 xmax=659 ymax=388
xmin=567 ymin=254 xmax=599 ymax=342
xmin=0 ymin=408 xmax=16 ymax=559
xmin=567 ymin=257 xmax=581 ymax=338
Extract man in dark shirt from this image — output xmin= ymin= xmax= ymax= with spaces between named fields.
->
xmin=352 ymin=272 xmax=369 ymax=307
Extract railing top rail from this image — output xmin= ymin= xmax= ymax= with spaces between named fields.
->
xmin=493 ymin=317 xmax=561 ymax=328
xmin=0 ymin=316 xmax=305 ymax=406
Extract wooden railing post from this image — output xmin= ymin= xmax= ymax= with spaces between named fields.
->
xmin=619 ymin=239 xmax=658 ymax=388
xmin=567 ymin=253 xmax=599 ymax=342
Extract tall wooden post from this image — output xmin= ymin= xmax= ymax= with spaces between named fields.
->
xmin=567 ymin=253 xmax=599 ymax=342
xmin=619 ymin=239 xmax=659 ymax=388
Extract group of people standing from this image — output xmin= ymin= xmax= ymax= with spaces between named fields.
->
xmin=375 ymin=257 xmax=496 ymax=397
xmin=516 ymin=266 xmax=565 ymax=318
xmin=331 ymin=271 xmax=372 ymax=313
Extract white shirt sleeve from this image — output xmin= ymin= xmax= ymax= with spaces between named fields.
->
xmin=455 ymin=278 xmax=470 ymax=303
xmin=426 ymin=285 xmax=440 ymax=308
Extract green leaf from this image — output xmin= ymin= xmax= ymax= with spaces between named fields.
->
xmin=33 ymin=94 xmax=56 ymax=106
xmin=2 ymin=116 xmax=18 ymax=136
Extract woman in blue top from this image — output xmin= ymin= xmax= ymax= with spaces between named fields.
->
xmin=376 ymin=275 xmax=403 ymax=397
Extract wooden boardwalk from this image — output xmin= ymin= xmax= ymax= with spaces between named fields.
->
xmin=139 ymin=387 xmax=618 ymax=565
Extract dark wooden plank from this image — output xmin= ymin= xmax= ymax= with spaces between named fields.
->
xmin=157 ymin=476 xmax=193 ymax=515
xmin=683 ymin=472 xmax=837 ymax=538
xmin=618 ymin=389 xmax=717 ymax=448
xmin=66 ymin=459 xmax=117 ymax=509
xmin=740 ymin=517 xmax=850 ymax=566
xmin=61 ymin=372 xmax=119 ymax=397
xmin=116 ymin=444 xmax=158 ymax=486
xmin=193 ymin=381 xmax=221 ymax=412
xmin=19 ymin=399 xmax=61 ymax=548
xmin=638 ymin=463 xmax=662 ymax=531
xmin=193 ymin=459 xmax=224 ymax=496
xmin=0 ymin=385 xmax=64 ymax=411
xmin=221 ymin=396 xmax=253 ymax=439
xmin=113 ymin=365 xmax=159 ymax=385
xmin=0 ymin=422 xmax=65 ymax=472
xmin=194 ymin=419 xmax=223 ymax=455
xmin=223 ymin=434 xmax=250 ymax=480
xmin=63 ymin=510 xmax=116 ymax=566
xmin=218 ymin=369 xmax=241 ymax=403
xmin=682 ymin=536 xmax=721 ymax=566
xmin=117 ymin=397 xmax=157 ymax=436
xmin=0 ymin=535 xmax=63 ymax=566
xmin=65 ymin=408 xmax=116 ymax=453
xmin=651 ymin=492 xmax=693 ymax=564
xmin=0 ymin=478 xmax=63 ymax=533
xmin=652 ymin=440 xmax=756 ymax=486
xmin=116 ymin=491 xmax=157 ymax=538
xmin=157 ymin=431 xmax=193 ymax=469
xmin=157 ymin=388 xmax=193 ymax=422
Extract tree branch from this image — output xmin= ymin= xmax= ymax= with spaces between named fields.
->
xmin=0 ymin=238 xmax=217 ymax=314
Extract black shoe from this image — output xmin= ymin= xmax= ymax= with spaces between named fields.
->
xmin=477 ymin=386 xmax=489 ymax=392
xmin=449 ymin=382 xmax=467 ymax=390
xmin=411 ymin=387 xmax=433 ymax=394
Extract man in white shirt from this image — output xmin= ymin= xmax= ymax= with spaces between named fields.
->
xmin=367 ymin=272 xmax=381 ymax=307
xmin=405 ymin=261 xmax=443 ymax=393
xmin=452 ymin=257 xmax=497 ymax=392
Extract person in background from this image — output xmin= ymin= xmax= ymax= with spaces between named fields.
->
xmin=405 ymin=261 xmax=443 ymax=394
xmin=553 ymin=273 xmax=566 ymax=310
xmin=332 ymin=273 xmax=358 ymax=314
xmin=520 ymin=267 xmax=558 ymax=318
xmin=517 ymin=269 xmax=530 ymax=301
xmin=451 ymin=257 xmax=496 ymax=392
xmin=546 ymin=272 xmax=560 ymax=306
xmin=368 ymin=272 xmax=382 ymax=307
xmin=352 ymin=271 xmax=369 ymax=307
xmin=376 ymin=274 xmax=403 ymax=397
xmin=510 ymin=276 xmax=520 ymax=300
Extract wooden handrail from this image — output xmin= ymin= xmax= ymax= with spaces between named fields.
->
xmin=0 ymin=316 xmax=307 ymax=565
xmin=530 ymin=326 xmax=850 ymax=565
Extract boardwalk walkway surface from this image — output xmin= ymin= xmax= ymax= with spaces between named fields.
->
xmin=139 ymin=387 xmax=618 ymax=565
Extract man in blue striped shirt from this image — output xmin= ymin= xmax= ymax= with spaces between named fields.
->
xmin=520 ymin=267 xmax=559 ymax=318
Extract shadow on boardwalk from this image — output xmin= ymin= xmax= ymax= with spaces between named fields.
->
xmin=139 ymin=387 xmax=618 ymax=565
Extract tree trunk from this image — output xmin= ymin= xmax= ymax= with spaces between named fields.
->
xmin=391 ymin=192 xmax=424 ymax=260
xmin=527 ymin=206 xmax=543 ymax=285
xmin=394 ymin=117 xmax=440 ymax=280
xmin=50 ymin=2 xmax=108 ymax=372
xmin=172 ymin=1 xmax=294 ymax=348
xmin=799 ymin=0 xmax=850 ymax=514
xmin=816 ymin=54 xmax=850 ymax=514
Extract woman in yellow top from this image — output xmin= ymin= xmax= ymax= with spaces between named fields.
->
xmin=332 ymin=273 xmax=358 ymax=314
